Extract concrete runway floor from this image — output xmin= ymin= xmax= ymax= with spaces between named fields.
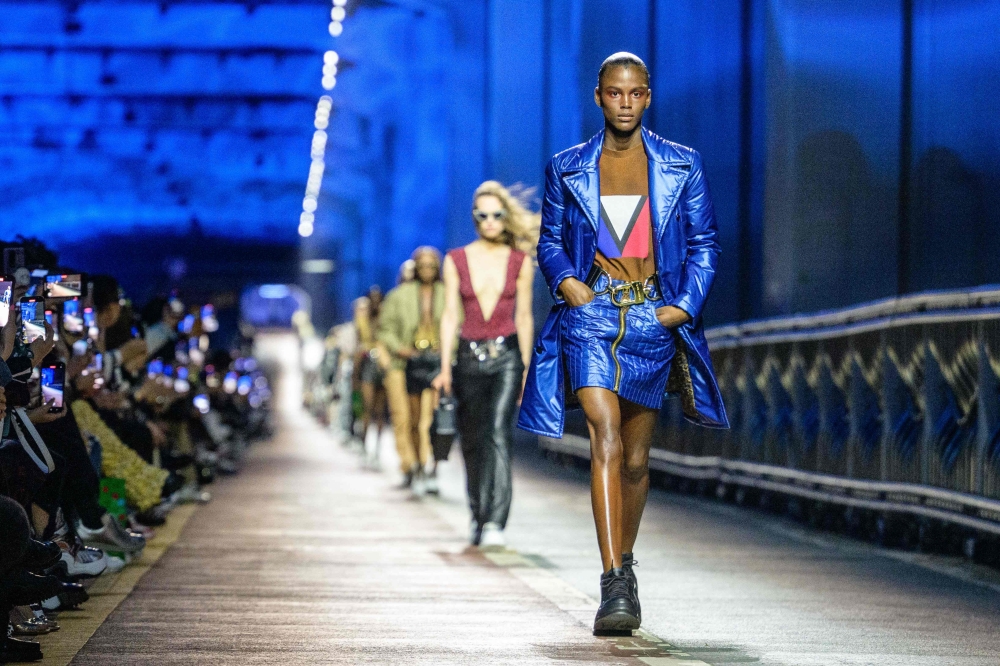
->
xmin=70 ymin=339 xmax=1000 ymax=665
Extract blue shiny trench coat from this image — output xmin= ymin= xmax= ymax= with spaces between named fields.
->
xmin=517 ymin=128 xmax=730 ymax=438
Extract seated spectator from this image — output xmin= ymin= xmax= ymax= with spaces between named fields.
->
xmin=0 ymin=237 xmax=273 ymax=660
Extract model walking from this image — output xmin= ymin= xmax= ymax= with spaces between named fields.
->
xmin=378 ymin=247 xmax=445 ymax=495
xmin=518 ymin=53 xmax=729 ymax=633
xmin=352 ymin=291 xmax=387 ymax=466
xmin=434 ymin=181 xmax=536 ymax=548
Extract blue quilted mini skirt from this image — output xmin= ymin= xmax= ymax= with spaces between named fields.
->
xmin=562 ymin=272 xmax=676 ymax=409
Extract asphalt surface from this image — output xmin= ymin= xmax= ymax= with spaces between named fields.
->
xmin=73 ymin=334 xmax=1000 ymax=665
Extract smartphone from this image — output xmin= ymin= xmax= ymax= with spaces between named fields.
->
xmin=83 ymin=307 xmax=98 ymax=340
xmin=223 ymin=371 xmax=238 ymax=394
xmin=0 ymin=278 xmax=12 ymax=328
xmin=40 ymin=362 xmax=65 ymax=412
xmin=193 ymin=393 xmax=210 ymax=414
xmin=83 ymin=352 xmax=104 ymax=375
xmin=44 ymin=274 xmax=82 ymax=298
xmin=44 ymin=309 xmax=59 ymax=341
xmin=174 ymin=366 xmax=190 ymax=393
xmin=18 ymin=297 xmax=45 ymax=344
xmin=201 ymin=304 xmax=219 ymax=333
xmin=83 ymin=352 xmax=104 ymax=388
xmin=62 ymin=298 xmax=83 ymax=333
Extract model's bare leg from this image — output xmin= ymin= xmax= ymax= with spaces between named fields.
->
xmin=407 ymin=393 xmax=423 ymax=468
xmin=578 ymin=386 xmax=623 ymax=572
xmin=360 ymin=381 xmax=376 ymax=436
xmin=619 ymin=399 xmax=658 ymax=554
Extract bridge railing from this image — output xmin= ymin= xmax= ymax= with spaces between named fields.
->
xmin=542 ymin=285 xmax=1000 ymax=537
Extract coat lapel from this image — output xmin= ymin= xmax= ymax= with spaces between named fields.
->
xmin=642 ymin=128 xmax=693 ymax=247
xmin=561 ymin=132 xmax=603 ymax=232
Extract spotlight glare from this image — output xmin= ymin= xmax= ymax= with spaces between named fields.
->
xmin=321 ymin=76 xmax=337 ymax=90
xmin=302 ymin=196 xmax=317 ymax=212
xmin=331 ymin=6 xmax=345 ymax=21
xmin=300 ymin=211 xmax=315 ymax=224
xmin=298 ymin=222 xmax=314 ymax=237
xmin=333 ymin=0 xmax=346 ymax=6
xmin=329 ymin=20 xmax=343 ymax=36
xmin=323 ymin=50 xmax=340 ymax=65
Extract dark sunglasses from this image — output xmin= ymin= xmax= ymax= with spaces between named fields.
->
xmin=473 ymin=209 xmax=507 ymax=222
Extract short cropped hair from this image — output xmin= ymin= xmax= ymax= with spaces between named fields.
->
xmin=598 ymin=52 xmax=650 ymax=88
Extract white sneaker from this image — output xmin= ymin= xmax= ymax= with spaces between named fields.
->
xmin=424 ymin=471 xmax=439 ymax=495
xmin=479 ymin=522 xmax=506 ymax=550
xmin=77 ymin=514 xmax=146 ymax=553
xmin=60 ymin=546 xmax=108 ymax=578
xmin=411 ymin=469 xmax=427 ymax=497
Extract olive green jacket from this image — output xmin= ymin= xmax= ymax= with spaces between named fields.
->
xmin=377 ymin=281 xmax=445 ymax=371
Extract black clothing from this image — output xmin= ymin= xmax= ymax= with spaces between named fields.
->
xmin=454 ymin=336 xmax=523 ymax=529
xmin=0 ymin=495 xmax=30 ymax=576
xmin=405 ymin=353 xmax=440 ymax=395
xmin=33 ymin=412 xmax=105 ymax=530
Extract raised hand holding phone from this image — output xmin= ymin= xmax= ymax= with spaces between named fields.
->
xmin=29 ymin=320 xmax=56 ymax=366
xmin=26 ymin=398 xmax=62 ymax=424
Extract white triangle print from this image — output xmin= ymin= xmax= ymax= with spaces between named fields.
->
xmin=601 ymin=195 xmax=643 ymax=240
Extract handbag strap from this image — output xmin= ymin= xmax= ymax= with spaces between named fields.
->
xmin=11 ymin=407 xmax=55 ymax=474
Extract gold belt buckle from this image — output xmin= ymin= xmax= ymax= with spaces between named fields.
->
xmin=609 ymin=281 xmax=646 ymax=307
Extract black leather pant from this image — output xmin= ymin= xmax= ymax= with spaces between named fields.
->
xmin=454 ymin=337 xmax=523 ymax=529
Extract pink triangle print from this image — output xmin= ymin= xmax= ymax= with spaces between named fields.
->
xmin=598 ymin=195 xmax=650 ymax=259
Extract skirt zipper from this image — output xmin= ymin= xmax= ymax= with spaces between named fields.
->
xmin=611 ymin=305 xmax=628 ymax=392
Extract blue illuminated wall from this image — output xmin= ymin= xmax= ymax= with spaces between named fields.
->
xmin=2 ymin=0 xmax=998 ymax=327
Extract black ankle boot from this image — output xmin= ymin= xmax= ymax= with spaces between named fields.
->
xmin=621 ymin=553 xmax=641 ymax=624
xmin=593 ymin=567 xmax=640 ymax=633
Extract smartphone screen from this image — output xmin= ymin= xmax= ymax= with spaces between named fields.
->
xmin=45 ymin=274 xmax=82 ymax=298
xmin=174 ymin=366 xmax=190 ymax=393
xmin=41 ymin=363 xmax=65 ymax=411
xmin=44 ymin=309 xmax=59 ymax=341
xmin=19 ymin=297 xmax=45 ymax=344
xmin=62 ymin=298 xmax=83 ymax=333
xmin=83 ymin=307 xmax=98 ymax=340
xmin=0 ymin=280 xmax=12 ymax=328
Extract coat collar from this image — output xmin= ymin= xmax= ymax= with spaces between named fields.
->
xmin=561 ymin=127 xmax=693 ymax=232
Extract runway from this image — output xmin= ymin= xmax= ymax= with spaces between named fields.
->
xmin=69 ymin=334 xmax=1000 ymax=665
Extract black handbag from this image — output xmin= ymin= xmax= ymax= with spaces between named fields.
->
xmin=430 ymin=394 xmax=457 ymax=462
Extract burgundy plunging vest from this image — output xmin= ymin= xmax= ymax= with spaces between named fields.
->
xmin=449 ymin=247 xmax=524 ymax=340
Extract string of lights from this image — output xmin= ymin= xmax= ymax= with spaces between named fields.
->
xmin=298 ymin=0 xmax=347 ymax=238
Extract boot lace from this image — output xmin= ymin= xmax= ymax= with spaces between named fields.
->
xmin=605 ymin=572 xmax=632 ymax=599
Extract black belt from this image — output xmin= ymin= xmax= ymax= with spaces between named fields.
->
xmin=459 ymin=334 xmax=518 ymax=361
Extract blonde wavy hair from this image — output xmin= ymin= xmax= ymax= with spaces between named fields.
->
xmin=472 ymin=181 xmax=540 ymax=254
